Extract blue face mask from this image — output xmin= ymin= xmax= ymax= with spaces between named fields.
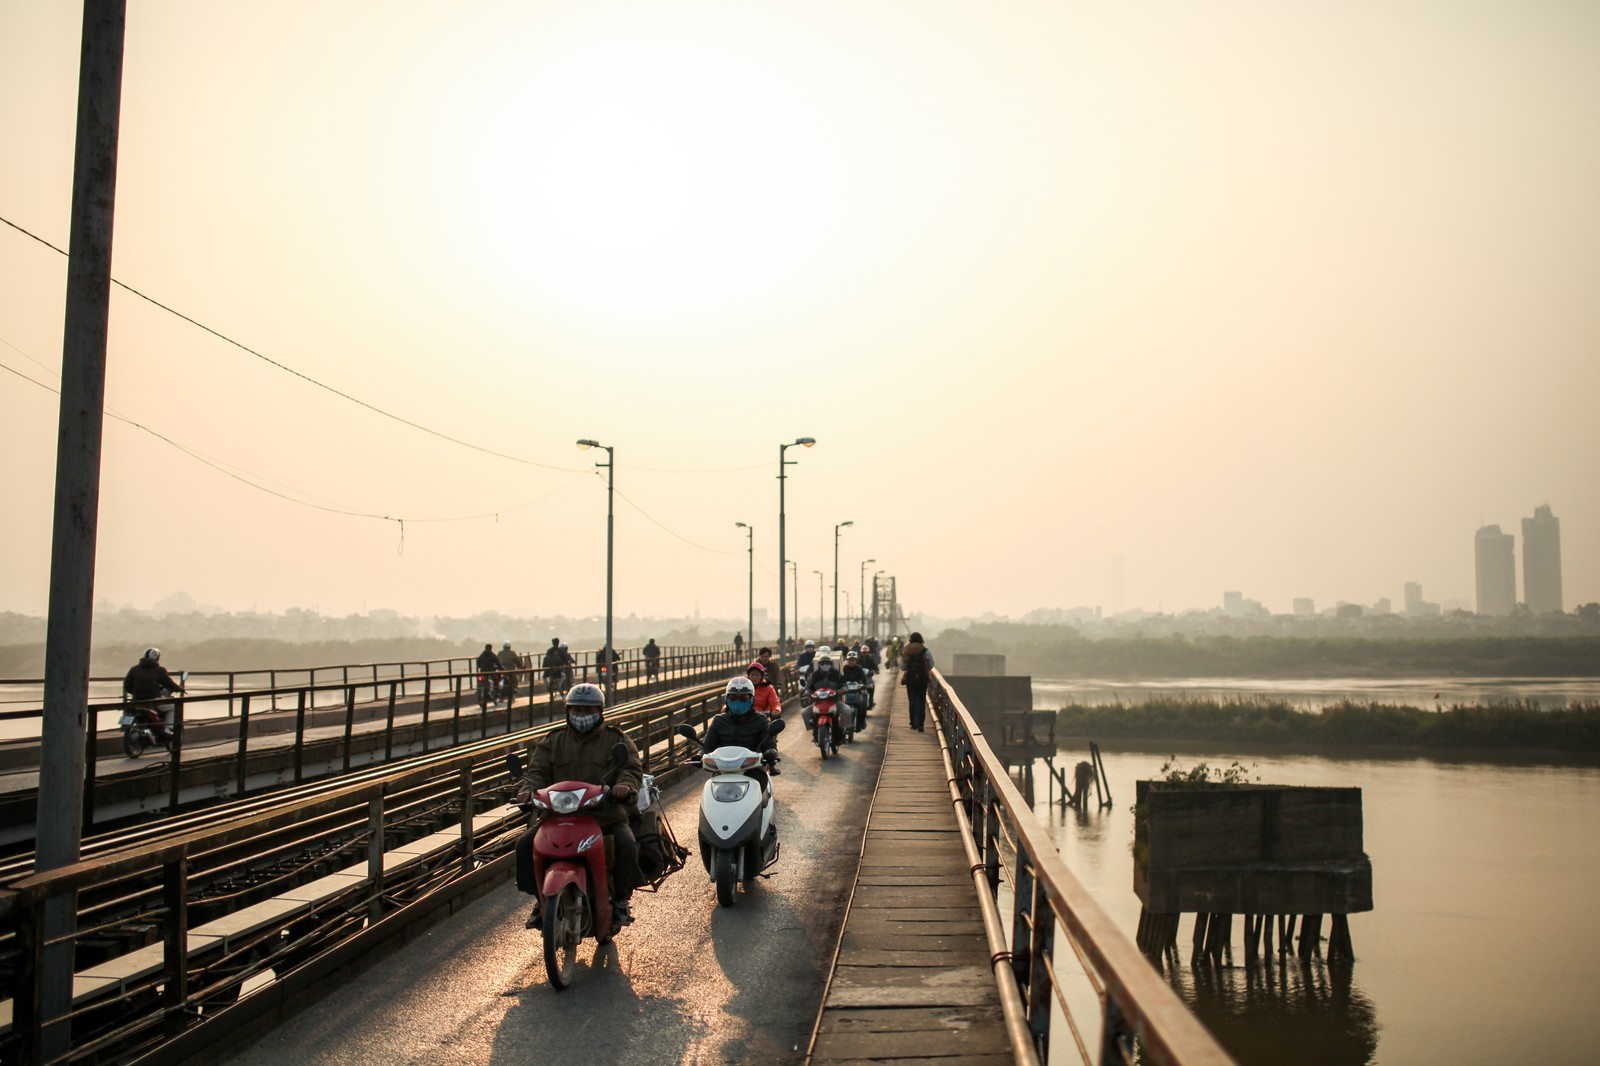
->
xmin=727 ymin=697 xmax=754 ymax=716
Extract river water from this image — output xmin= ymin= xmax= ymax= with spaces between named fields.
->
xmin=1031 ymin=676 xmax=1600 ymax=711
xmin=1030 ymin=745 xmax=1600 ymax=1064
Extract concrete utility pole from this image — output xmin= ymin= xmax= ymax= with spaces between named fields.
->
xmin=36 ymin=1 xmax=127 ymax=1058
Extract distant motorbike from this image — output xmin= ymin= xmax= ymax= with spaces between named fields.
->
xmin=842 ymin=680 xmax=869 ymax=733
xmin=803 ymin=687 xmax=843 ymax=759
xmin=507 ymin=744 xmax=633 ymax=990
xmin=675 ymin=719 xmax=786 ymax=907
xmin=477 ymin=673 xmax=497 ymax=711
xmin=119 ymin=671 xmax=188 ymax=758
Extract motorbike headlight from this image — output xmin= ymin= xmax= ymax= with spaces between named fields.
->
xmin=712 ymin=780 xmax=752 ymax=803
xmin=548 ymin=789 xmax=584 ymax=814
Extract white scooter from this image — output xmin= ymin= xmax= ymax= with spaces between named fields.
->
xmin=675 ymin=719 xmax=785 ymax=907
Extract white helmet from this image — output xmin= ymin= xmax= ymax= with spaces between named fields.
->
xmin=818 ymin=645 xmax=832 ymax=658
xmin=142 ymin=647 xmax=161 ymax=663
xmin=502 ymin=641 xmax=511 ymax=650
xmin=725 ymin=676 xmax=756 ymax=699
xmin=805 ymin=639 xmax=815 ymax=648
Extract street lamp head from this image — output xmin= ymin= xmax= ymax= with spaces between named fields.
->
xmin=795 ymin=437 xmax=816 ymax=448
xmin=575 ymin=439 xmax=600 ymax=450
xmin=866 ymin=558 xmax=876 ymax=564
xmin=839 ymin=520 xmax=854 ymax=529
xmin=735 ymin=521 xmax=749 ymax=529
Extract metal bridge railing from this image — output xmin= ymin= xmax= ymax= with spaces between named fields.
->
xmin=0 ymin=668 xmax=795 ymax=1065
xmin=0 ymin=643 xmax=742 ymax=726
xmin=929 ymin=670 xmax=1235 ymax=1066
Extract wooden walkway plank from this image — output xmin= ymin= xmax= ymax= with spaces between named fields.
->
xmin=807 ymin=681 xmax=1012 ymax=1064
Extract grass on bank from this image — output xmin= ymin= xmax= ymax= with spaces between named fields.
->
xmin=1055 ymin=697 xmax=1600 ymax=752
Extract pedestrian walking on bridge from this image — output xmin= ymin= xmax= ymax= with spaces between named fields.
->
xmin=899 ymin=632 xmax=933 ymax=732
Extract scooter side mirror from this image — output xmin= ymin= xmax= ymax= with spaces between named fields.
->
xmin=609 ymin=742 xmax=629 ymax=768
xmin=505 ymin=751 xmax=524 ymax=778
xmin=767 ymin=718 xmax=786 ymax=738
xmin=674 ymin=724 xmax=698 ymax=743
xmin=179 ymin=671 xmax=190 ymax=683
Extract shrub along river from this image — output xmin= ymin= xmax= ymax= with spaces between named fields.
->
xmin=1030 ymin=736 xmax=1600 ymax=1063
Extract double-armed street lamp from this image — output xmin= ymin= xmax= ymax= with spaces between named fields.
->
xmin=576 ymin=439 xmax=615 ymax=705
xmin=735 ymin=522 xmax=754 ymax=652
xmin=832 ymin=521 xmax=853 ymax=643
xmin=778 ymin=437 xmax=816 ymax=664
xmin=859 ymin=558 xmax=876 ymax=639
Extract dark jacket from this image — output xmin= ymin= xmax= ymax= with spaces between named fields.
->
xmin=807 ymin=664 xmax=844 ymax=692
xmin=840 ymin=664 xmax=869 ymax=685
xmin=476 ymin=649 xmax=499 ymax=671
xmin=900 ymin=641 xmax=933 ymax=688
xmin=796 ymin=649 xmax=815 ymax=671
xmin=123 ymin=661 xmax=182 ymax=701
xmin=703 ymin=710 xmax=780 ymax=756
xmin=520 ymin=723 xmax=642 ymax=829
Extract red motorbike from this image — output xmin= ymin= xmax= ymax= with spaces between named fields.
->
xmin=803 ymin=687 xmax=843 ymax=760
xmin=507 ymin=745 xmax=630 ymax=990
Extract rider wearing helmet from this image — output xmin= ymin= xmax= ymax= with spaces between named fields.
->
xmin=512 ymin=683 xmax=644 ymax=927
xmin=123 ymin=648 xmax=185 ymax=743
xmin=496 ymin=641 xmax=520 ymax=699
xmin=746 ymin=661 xmax=782 ymax=719
xmin=795 ymin=639 xmax=817 ymax=675
xmin=805 ymin=648 xmax=844 ymax=695
xmin=703 ymin=676 xmax=782 ymax=775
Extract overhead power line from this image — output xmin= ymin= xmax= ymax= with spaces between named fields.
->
xmin=3 ymin=213 xmax=763 ymax=477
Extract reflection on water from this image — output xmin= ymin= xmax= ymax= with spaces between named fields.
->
xmin=1170 ymin=957 xmax=1377 ymax=1066
xmin=1034 ymin=748 xmax=1600 ymax=1065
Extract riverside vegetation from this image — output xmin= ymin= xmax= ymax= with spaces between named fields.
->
xmin=1056 ymin=697 xmax=1600 ymax=754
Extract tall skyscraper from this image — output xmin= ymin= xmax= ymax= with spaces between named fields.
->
xmin=1475 ymin=525 xmax=1516 ymax=616
xmin=1522 ymin=504 xmax=1564 ymax=614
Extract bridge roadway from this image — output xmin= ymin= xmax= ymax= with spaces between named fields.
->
xmin=217 ymin=678 xmax=1010 ymax=1066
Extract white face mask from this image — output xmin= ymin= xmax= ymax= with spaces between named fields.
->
xmin=568 ymin=710 xmax=602 ymax=733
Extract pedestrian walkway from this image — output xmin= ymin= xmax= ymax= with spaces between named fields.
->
xmin=808 ymin=679 xmax=1012 ymax=1065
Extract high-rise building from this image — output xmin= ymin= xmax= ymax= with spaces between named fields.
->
xmin=1404 ymin=582 xmax=1440 ymax=617
xmin=1474 ymin=525 xmax=1516 ymax=616
xmin=1522 ymin=505 xmax=1564 ymax=614
xmin=1293 ymin=597 xmax=1316 ymax=617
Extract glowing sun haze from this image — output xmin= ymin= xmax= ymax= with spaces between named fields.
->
xmin=1 ymin=0 xmax=1596 ymax=624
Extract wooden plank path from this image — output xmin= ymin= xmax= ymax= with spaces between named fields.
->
xmin=809 ymin=683 xmax=1013 ymax=1065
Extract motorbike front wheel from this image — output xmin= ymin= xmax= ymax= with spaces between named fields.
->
xmin=122 ymin=728 xmax=148 ymax=759
xmin=542 ymin=884 xmax=587 ymax=990
xmin=815 ymin=724 xmax=832 ymax=760
xmin=714 ymin=850 xmax=737 ymax=908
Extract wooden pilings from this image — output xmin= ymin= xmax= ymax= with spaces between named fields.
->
xmin=1135 ymin=906 xmax=1355 ymax=965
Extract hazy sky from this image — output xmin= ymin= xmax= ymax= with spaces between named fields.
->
xmin=2 ymin=1 xmax=1596 ymax=627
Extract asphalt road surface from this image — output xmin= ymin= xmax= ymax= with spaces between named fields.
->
xmin=225 ymin=696 xmax=890 ymax=1066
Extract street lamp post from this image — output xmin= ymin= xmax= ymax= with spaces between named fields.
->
xmin=858 ymin=558 xmax=876 ymax=639
xmin=813 ymin=570 xmax=824 ymax=642
xmin=735 ymin=522 xmax=753 ymax=652
xmin=778 ymin=437 xmax=815 ymax=663
xmin=576 ymin=439 xmax=614 ymax=704
xmin=787 ymin=560 xmax=799 ymax=648
xmin=832 ymin=521 xmax=853 ymax=642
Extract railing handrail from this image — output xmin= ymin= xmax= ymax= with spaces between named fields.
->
xmin=932 ymin=668 xmax=1235 ymax=1066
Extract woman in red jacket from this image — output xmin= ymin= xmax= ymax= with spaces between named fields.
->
xmin=747 ymin=661 xmax=782 ymax=719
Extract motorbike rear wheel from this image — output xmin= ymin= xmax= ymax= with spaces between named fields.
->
xmin=714 ymin=850 xmax=737 ymax=908
xmin=542 ymin=884 xmax=586 ymax=990
xmin=122 ymin=728 xmax=148 ymax=759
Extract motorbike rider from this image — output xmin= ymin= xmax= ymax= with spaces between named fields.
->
xmin=123 ymin=647 xmax=185 ymax=743
xmin=840 ymin=650 xmax=872 ymax=727
xmin=853 ymin=645 xmax=877 ymax=706
xmin=702 ymin=676 xmax=782 ymax=777
xmin=511 ymin=683 xmax=644 ymax=929
xmin=804 ymin=649 xmax=847 ymax=748
xmin=559 ymin=642 xmax=576 ymax=691
xmin=747 ymin=661 xmax=782 ymax=717
xmin=497 ymin=641 xmax=520 ymax=697
xmin=643 ymin=638 xmax=661 ymax=679
xmin=796 ymin=639 xmax=817 ymax=676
